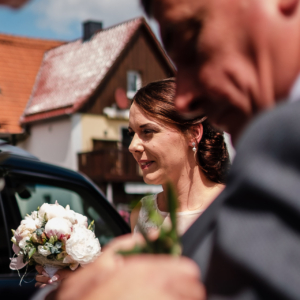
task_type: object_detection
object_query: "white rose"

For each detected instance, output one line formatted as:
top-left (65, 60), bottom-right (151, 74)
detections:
top-left (64, 210), bottom-right (88, 228)
top-left (64, 209), bottom-right (77, 224)
top-left (63, 255), bottom-right (79, 270)
top-left (15, 218), bottom-right (37, 244)
top-left (74, 213), bottom-right (88, 228)
top-left (38, 245), bottom-right (51, 257)
top-left (65, 224), bottom-right (101, 265)
top-left (19, 236), bottom-right (30, 249)
top-left (39, 201), bottom-right (66, 221)
top-left (29, 211), bottom-right (42, 227)
top-left (30, 211), bottom-right (38, 220)
top-left (45, 217), bottom-right (72, 240)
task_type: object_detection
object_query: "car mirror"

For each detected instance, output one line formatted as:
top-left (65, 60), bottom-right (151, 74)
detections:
top-left (16, 185), bottom-right (31, 200)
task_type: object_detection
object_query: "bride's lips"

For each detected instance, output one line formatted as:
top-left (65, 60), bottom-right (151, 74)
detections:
top-left (139, 160), bottom-right (154, 170)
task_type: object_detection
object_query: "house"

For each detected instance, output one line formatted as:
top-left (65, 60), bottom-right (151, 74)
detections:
top-left (0, 33), bottom-right (63, 143)
top-left (19, 18), bottom-right (175, 205)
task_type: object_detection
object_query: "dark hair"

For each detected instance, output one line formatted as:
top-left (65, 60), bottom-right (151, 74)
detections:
top-left (132, 78), bottom-right (230, 184)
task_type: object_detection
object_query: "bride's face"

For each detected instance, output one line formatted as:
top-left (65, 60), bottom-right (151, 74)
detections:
top-left (128, 102), bottom-right (190, 185)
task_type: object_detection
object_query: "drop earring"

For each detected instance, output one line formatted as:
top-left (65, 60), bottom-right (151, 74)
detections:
top-left (192, 142), bottom-right (196, 152)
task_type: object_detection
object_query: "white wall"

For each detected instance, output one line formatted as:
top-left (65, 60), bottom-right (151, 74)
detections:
top-left (18, 115), bottom-right (82, 171)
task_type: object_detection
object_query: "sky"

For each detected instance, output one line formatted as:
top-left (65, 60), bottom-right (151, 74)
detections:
top-left (0, 0), bottom-right (160, 41)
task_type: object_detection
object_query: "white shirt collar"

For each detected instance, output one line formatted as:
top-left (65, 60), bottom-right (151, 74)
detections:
top-left (288, 73), bottom-right (300, 103)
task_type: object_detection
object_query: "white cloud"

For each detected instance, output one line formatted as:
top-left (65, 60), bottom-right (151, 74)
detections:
top-left (30, 0), bottom-right (160, 39)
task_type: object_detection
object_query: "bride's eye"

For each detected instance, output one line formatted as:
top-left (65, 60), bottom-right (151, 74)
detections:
top-left (128, 130), bottom-right (134, 137)
top-left (143, 129), bottom-right (154, 135)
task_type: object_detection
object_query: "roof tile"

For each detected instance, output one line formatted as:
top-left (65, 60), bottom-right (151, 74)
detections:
top-left (0, 33), bottom-right (63, 134)
top-left (22, 18), bottom-right (143, 121)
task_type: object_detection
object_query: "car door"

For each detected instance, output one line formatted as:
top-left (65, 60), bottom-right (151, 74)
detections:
top-left (0, 166), bottom-right (130, 294)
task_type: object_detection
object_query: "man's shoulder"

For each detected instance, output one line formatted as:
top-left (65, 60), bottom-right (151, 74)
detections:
top-left (237, 101), bottom-right (300, 153)
top-left (233, 100), bottom-right (300, 172)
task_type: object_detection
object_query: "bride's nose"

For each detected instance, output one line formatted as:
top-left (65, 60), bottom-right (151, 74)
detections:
top-left (129, 134), bottom-right (144, 153)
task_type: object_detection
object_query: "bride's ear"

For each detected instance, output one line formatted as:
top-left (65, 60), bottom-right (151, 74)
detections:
top-left (188, 124), bottom-right (203, 147)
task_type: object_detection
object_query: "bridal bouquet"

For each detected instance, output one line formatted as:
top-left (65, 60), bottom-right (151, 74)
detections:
top-left (10, 201), bottom-right (101, 279)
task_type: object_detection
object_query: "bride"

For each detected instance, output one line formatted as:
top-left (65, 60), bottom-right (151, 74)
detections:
top-left (35, 78), bottom-right (230, 288)
top-left (129, 78), bottom-right (230, 235)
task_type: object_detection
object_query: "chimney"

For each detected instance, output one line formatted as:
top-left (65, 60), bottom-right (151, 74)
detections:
top-left (83, 20), bottom-right (103, 41)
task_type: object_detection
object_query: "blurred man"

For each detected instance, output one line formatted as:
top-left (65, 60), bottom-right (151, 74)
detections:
top-left (34, 0), bottom-right (300, 299)
top-left (145, 0), bottom-right (300, 299)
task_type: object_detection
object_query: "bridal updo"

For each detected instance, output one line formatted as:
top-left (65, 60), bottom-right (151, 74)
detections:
top-left (131, 78), bottom-right (230, 184)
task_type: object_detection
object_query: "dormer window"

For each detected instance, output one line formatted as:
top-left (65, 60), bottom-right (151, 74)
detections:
top-left (127, 71), bottom-right (141, 99)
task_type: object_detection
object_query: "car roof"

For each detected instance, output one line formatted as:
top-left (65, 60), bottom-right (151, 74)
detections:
top-left (0, 140), bottom-right (85, 183)
top-left (0, 139), bottom-right (38, 160)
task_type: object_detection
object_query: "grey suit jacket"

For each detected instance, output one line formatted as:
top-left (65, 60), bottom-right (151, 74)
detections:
top-left (182, 100), bottom-right (300, 300)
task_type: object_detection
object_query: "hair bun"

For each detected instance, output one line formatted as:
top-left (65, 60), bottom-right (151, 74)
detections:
top-left (197, 121), bottom-right (230, 184)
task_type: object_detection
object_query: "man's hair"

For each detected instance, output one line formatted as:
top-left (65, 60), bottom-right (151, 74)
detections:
top-left (141, 0), bottom-right (153, 17)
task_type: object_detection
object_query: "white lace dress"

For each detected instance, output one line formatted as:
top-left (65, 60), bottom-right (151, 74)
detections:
top-left (133, 194), bottom-right (205, 236)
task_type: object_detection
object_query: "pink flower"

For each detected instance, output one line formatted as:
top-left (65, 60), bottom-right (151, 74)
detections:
top-left (12, 243), bottom-right (20, 255)
top-left (9, 255), bottom-right (28, 270)
top-left (45, 217), bottom-right (72, 240)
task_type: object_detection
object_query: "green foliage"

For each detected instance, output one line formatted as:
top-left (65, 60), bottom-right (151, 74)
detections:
top-left (35, 228), bottom-right (43, 237)
top-left (88, 220), bottom-right (95, 231)
top-left (119, 182), bottom-right (181, 256)
top-left (44, 241), bottom-right (63, 257)
top-left (28, 248), bottom-right (36, 259)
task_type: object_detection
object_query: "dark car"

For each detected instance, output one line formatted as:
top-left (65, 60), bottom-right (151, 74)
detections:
top-left (0, 141), bottom-right (130, 299)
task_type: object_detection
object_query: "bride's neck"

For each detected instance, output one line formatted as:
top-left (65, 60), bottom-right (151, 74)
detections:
top-left (159, 166), bottom-right (224, 212)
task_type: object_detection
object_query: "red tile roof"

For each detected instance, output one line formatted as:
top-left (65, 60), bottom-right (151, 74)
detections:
top-left (21, 18), bottom-right (173, 124)
top-left (0, 34), bottom-right (64, 134)
top-left (0, 0), bottom-right (29, 9)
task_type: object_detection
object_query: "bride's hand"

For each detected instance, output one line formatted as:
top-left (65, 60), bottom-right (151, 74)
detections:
top-left (35, 265), bottom-right (74, 288)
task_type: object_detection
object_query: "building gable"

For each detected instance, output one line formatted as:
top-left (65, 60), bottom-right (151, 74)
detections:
top-left (81, 25), bottom-right (175, 115)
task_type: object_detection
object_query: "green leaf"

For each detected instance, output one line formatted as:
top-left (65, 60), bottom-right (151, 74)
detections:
top-left (11, 229), bottom-right (15, 236)
top-left (119, 181), bottom-right (181, 257)
top-left (55, 241), bottom-right (62, 249)
top-left (88, 220), bottom-right (95, 231)
top-left (50, 246), bottom-right (61, 254)
top-left (36, 228), bottom-right (43, 237)
top-left (49, 236), bottom-right (55, 244)
top-left (28, 247), bottom-right (36, 259)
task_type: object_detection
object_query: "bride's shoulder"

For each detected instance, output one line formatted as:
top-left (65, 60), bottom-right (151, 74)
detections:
top-left (140, 194), bottom-right (157, 205)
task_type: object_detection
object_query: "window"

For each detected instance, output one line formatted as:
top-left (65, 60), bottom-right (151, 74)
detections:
top-left (127, 71), bottom-right (141, 99)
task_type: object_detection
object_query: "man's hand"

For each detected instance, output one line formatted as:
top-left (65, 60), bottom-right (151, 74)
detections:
top-left (49, 234), bottom-right (206, 300)
top-left (84, 255), bottom-right (206, 300)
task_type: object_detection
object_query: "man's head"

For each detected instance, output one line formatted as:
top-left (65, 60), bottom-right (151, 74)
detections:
top-left (142, 0), bottom-right (300, 141)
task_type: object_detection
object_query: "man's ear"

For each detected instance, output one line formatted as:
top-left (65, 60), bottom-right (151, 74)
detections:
top-left (188, 124), bottom-right (203, 147)
top-left (279, 0), bottom-right (299, 16)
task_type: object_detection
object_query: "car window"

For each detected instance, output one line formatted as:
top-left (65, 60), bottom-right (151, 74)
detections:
top-left (13, 182), bottom-right (117, 247)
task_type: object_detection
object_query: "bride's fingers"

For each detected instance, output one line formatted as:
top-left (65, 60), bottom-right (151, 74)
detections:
top-left (36, 274), bottom-right (50, 284)
top-left (35, 282), bottom-right (47, 289)
top-left (35, 264), bottom-right (45, 274)
top-left (49, 268), bottom-right (74, 283)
